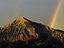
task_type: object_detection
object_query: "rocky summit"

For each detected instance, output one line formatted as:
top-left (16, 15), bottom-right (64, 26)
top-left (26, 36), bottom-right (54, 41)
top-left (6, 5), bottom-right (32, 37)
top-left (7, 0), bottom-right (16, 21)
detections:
top-left (0, 17), bottom-right (64, 48)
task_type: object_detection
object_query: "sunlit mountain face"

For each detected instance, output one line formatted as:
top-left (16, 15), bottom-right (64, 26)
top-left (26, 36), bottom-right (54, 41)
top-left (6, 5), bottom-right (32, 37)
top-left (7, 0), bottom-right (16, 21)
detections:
top-left (0, 17), bottom-right (64, 48)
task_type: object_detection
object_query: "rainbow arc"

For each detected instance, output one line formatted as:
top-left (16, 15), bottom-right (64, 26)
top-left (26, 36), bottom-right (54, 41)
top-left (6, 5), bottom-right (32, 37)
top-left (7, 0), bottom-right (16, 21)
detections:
top-left (49, 0), bottom-right (63, 28)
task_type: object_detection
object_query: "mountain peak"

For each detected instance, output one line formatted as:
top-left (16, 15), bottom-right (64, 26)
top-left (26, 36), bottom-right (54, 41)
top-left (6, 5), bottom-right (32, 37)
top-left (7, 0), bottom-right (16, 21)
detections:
top-left (2, 17), bottom-right (28, 29)
top-left (16, 17), bottom-right (28, 22)
top-left (16, 17), bottom-right (24, 20)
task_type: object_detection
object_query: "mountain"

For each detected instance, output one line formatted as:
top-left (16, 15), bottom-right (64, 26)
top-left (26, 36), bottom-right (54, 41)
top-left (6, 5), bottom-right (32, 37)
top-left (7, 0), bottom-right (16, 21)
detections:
top-left (0, 17), bottom-right (64, 48)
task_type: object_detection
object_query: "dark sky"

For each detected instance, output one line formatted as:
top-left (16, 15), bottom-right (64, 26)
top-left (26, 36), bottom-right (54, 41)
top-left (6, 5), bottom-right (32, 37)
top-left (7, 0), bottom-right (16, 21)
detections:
top-left (0, 0), bottom-right (64, 30)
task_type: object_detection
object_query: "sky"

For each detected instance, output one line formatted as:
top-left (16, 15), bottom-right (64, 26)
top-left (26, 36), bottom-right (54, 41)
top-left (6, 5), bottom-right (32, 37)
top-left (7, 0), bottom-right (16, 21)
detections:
top-left (0, 0), bottom-right (64, 30)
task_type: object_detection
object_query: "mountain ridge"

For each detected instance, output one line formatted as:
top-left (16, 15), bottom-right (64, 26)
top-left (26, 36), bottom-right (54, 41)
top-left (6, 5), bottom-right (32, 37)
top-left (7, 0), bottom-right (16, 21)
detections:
top-left (0, 17), bottom-right (64, 48)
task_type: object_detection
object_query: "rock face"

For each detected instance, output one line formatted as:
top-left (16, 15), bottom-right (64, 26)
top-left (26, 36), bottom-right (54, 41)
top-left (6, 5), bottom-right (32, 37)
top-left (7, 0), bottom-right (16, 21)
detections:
top-left (1, 17), bottom-right (39, 41)
top-left (0, 17), bottom-right (64, 48)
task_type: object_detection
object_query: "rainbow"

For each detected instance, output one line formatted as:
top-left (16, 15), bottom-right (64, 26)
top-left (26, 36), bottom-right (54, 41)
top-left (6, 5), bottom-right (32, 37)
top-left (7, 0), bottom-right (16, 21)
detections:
top-left (49, 0), bottom-right (63, 28)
